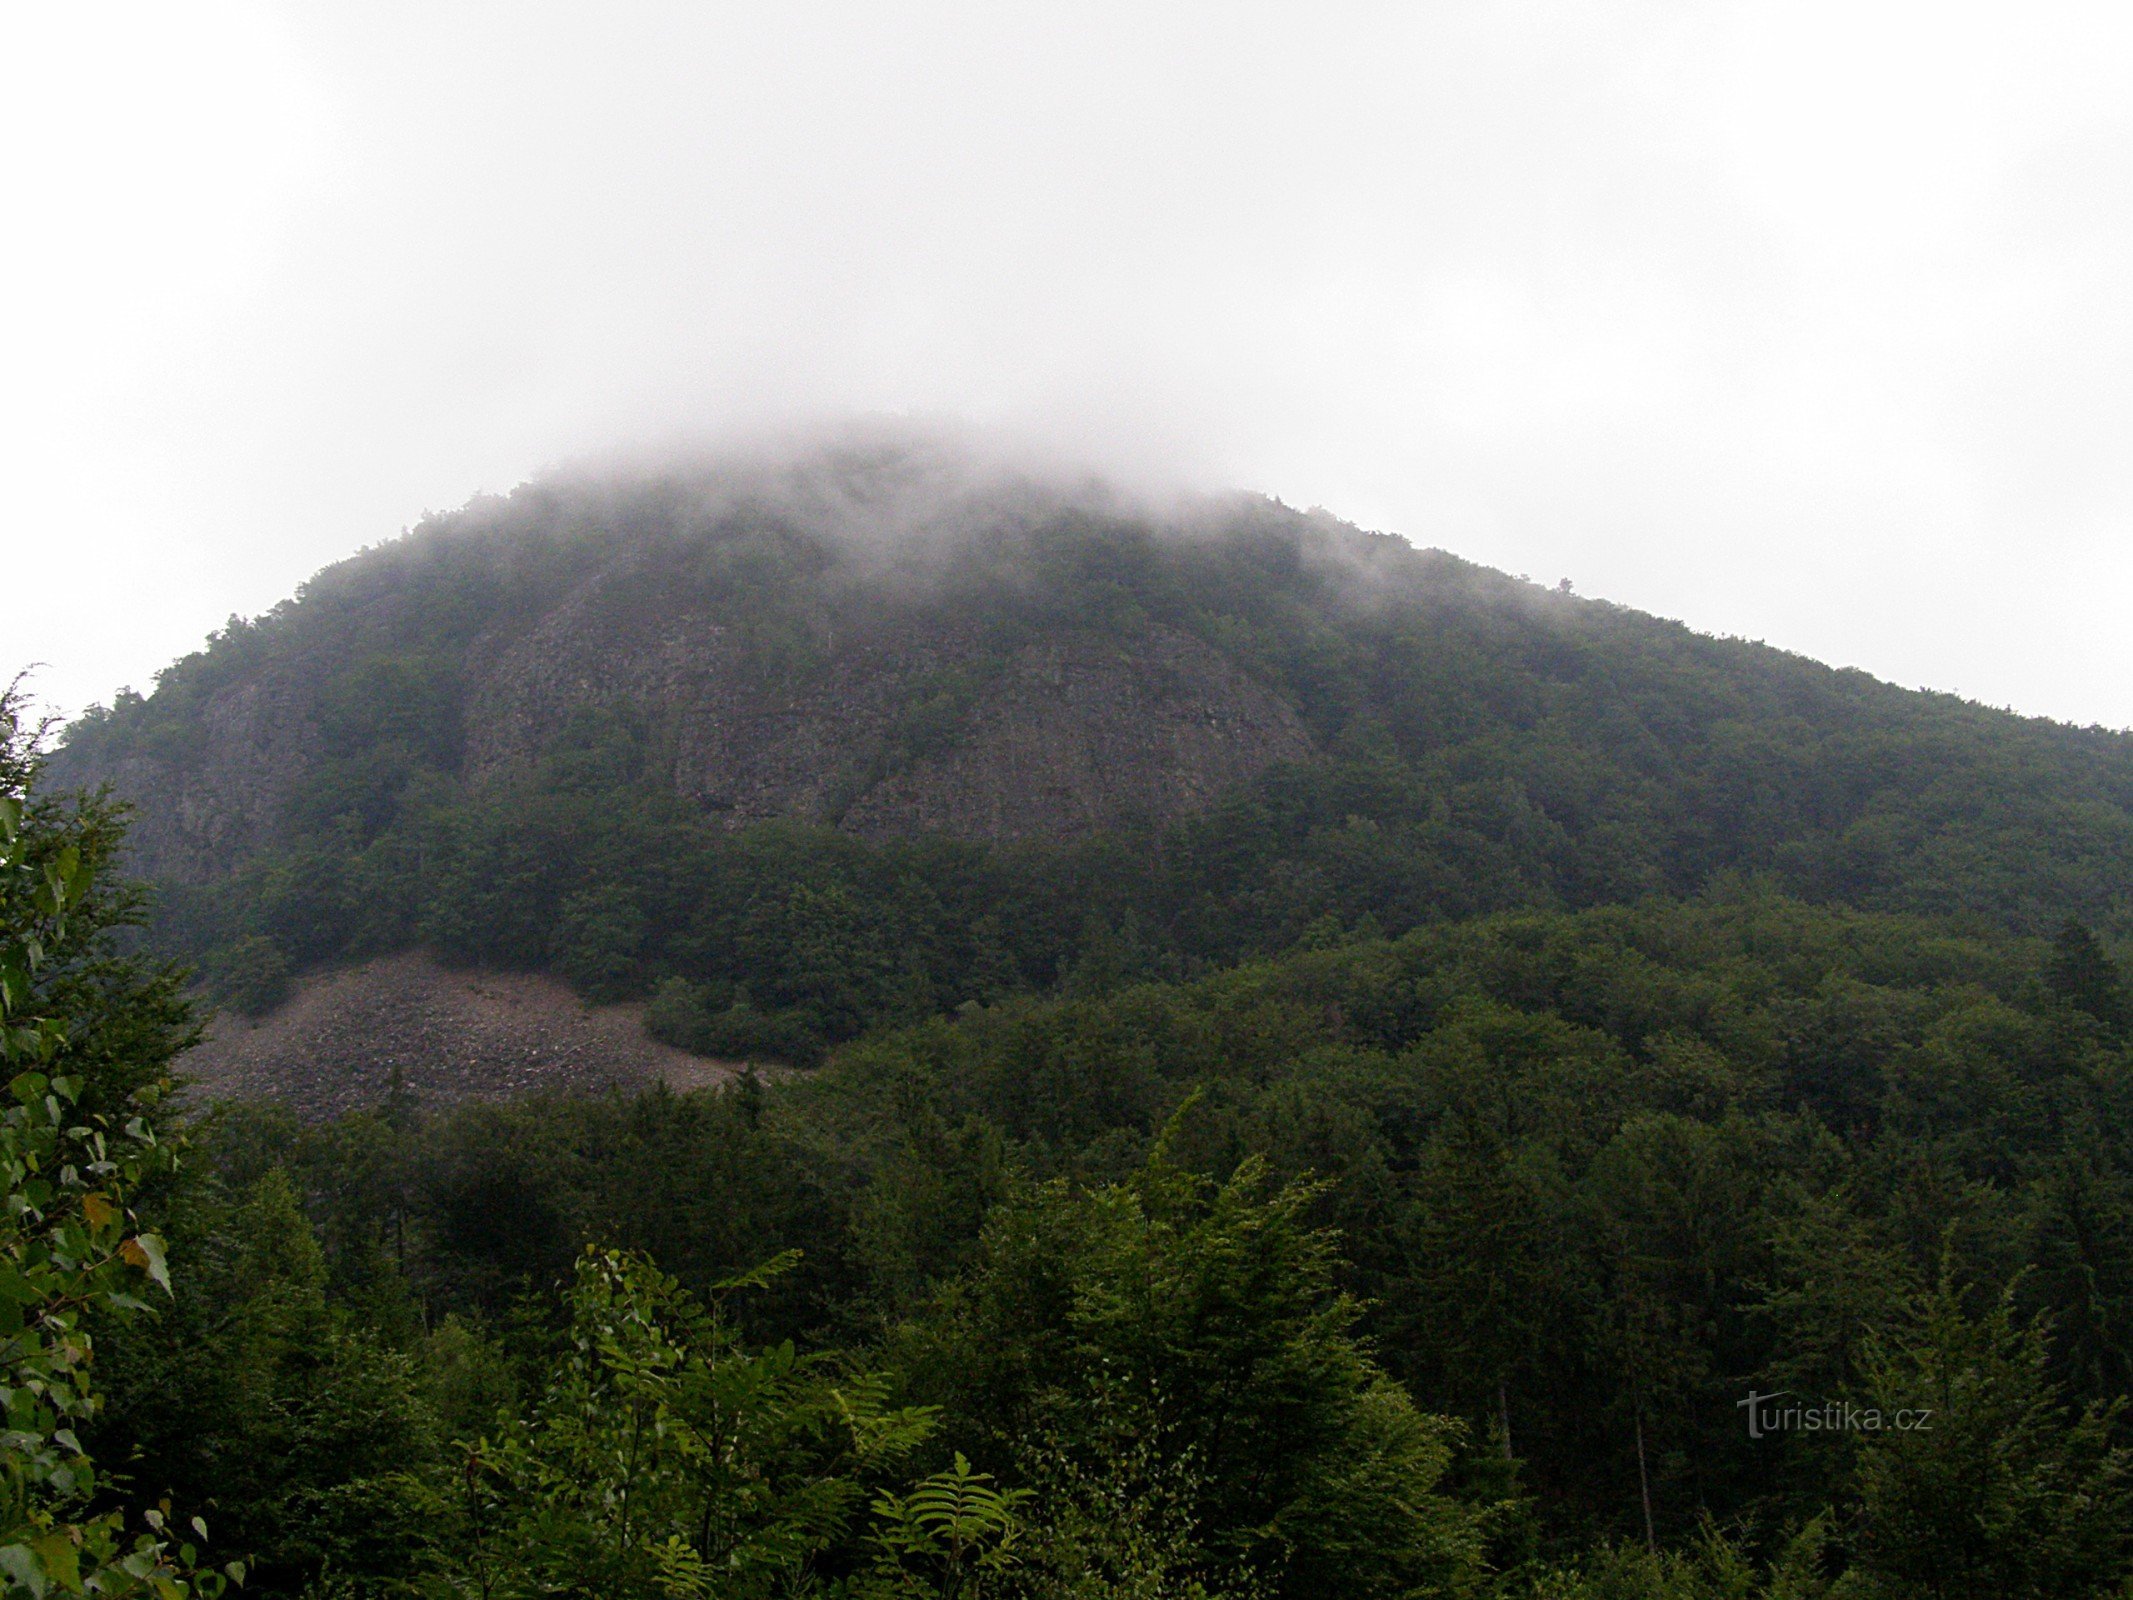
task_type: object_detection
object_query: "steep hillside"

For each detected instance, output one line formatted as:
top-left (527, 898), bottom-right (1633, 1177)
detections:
top-left (56, 437), bottom-right (2133, 1062)
top-left (61, 448), bottom-right (1323, 881)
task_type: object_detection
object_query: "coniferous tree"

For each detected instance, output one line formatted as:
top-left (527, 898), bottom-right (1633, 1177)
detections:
top-left (2048, 919), bottom-right (2130, 1034)
top-left (1849, 1266), bottom-right (2133, 1599)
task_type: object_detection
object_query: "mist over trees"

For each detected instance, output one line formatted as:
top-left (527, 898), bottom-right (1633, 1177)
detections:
top-left (22, 458), bottom-right (2133, 1597)
top-left (57, 458), bottom-right (2133, 1051)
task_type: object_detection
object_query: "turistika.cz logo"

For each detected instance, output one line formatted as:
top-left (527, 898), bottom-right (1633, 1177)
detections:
top-left (1737, 1390), bottom-right (1933, 1439)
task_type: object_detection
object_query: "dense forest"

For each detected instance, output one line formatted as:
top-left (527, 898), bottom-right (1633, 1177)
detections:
top-left (17, 453), bottom-right (2133, 1597)
top-left (51, 454), bottom-right (2133, 1057)
top-left (17, 694), bottom-right (2133, 1597)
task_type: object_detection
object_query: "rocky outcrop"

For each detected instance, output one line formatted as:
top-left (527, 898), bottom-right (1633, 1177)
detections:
top-left (98, 676), bottom-right (321, 884)
top-left (838, 628), bottom-right (1313, 841)
top-left (61, 459), bottom-right (1333, 880)
top-left (458, 569), bottom-right (1314, 843)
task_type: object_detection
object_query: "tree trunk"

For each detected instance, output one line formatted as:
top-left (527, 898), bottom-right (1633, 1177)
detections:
top-left (1633, 1402), bottom-right (1656, 1552)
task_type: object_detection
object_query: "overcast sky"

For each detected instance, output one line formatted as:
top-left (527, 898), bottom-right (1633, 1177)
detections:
top-left (8, 2), bottom-right (2133, 726)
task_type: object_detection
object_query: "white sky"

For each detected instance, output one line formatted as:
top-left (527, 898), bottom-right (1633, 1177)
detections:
top-left (7, 2), bottom-right (2133, 726)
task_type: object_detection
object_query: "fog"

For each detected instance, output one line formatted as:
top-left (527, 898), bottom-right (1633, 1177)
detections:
top-left (8, 2), bottom-right (2133, 725)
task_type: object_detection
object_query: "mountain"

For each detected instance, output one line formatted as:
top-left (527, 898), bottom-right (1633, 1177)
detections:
top-left (37, 438), bottom-right (2133, 1593)
top-left (56, 435), bottom-right (2133, 1074)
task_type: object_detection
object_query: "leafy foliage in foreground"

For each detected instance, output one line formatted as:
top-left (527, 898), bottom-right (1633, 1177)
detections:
top-left (0, 691), bottom-right (234, 1596)
top-left (440, 1247), bottom-right (1012, 1600)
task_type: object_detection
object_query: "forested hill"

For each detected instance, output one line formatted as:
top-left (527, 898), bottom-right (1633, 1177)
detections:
top-left (57, 440), bottom-right (2133, 1050)
top-left (26, 447), bottom-right (2133, 1598)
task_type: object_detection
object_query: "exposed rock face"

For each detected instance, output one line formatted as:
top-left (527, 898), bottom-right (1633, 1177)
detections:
top-left (459, 575), bottom-right (736, 785)
top-left (457, 570), bottom-right (1314, 843)
top-left (100, 676), bottom-right (322, 884)
top-left (180, 951), bottom-right (737, 1121)
top-left (59, 457), bottom-right (1330, 882)
top-left (838, 629), bottom-right (1313, 841)
top-left (93, 600), bottom-right (1314, 880)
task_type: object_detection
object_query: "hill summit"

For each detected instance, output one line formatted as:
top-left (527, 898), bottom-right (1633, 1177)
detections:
top-left (58, 432), bottom-right (2133, 1071)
